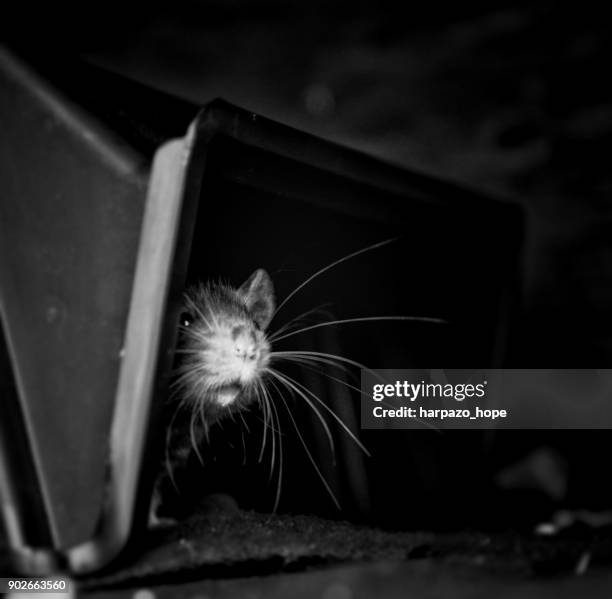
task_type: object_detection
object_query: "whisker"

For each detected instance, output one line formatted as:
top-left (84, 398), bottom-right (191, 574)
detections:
top-left (271, 237), bottom-right (398, 321)
top-left (272, 351), bottom-right (441, 434)
top-left (250, 404), bottom-right (284, 436)
top-left (291, 360), bottom-right (369, 400)
top-left (277, 354), bottom-right (363, 388)
top-left (272, 315), bottom-right (446, 343)
top-left (266, 377), bottom-right (285, 511)
top-left (266, 368), bottom-right (336, 464)
top-left (198, 397), bottom-right (207, 436)
top-left (271, 368), bottom-right (370, 457)
top-left (271, 350), bottom-right (384, 383)
top-left (189, 407), bottom-right (204, 465)
top-left (270, 351), bottom-right (441, 433)
top-left (237, 410), bottom-right (251, 434)
top-left (240, 427), bottom-right (247, 466)
top-left (184, 294), bottom-right (214, 330)
top-left (258, 381), bottom-right (271, 468)
top-left (270, 352), bottom-right (351, 374)
top-left (260, 380), bottom-right (277, 485)
top-left (273, 378), bottom-right (341, 510)
top-left (169, 365), bottom-right (208, 390)
top-left (295, 360), bottom-right (438, 432)
top-left (254, 379), bottom-right (269, 463)
top-left (269, 352), bottom-right (362, 392)
top-left (268, 303), bottom-right (333, 342)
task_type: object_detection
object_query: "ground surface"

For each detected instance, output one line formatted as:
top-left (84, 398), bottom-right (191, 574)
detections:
top-left (78, 507), bottom-right (612, 597)
top-left (86, 561), bottom-right (612, 599)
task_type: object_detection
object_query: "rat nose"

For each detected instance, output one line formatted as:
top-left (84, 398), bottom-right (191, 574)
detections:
top-left (235, 341), bottom-right (257, 361)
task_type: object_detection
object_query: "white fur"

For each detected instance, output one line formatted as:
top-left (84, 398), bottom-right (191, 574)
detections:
top-left (202, 320), bottom-right (270, 403)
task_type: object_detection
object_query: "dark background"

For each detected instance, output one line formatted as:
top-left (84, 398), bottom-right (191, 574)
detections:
top-left (6, 0), bottom-right (611, 366)
top-left (3, 1), bottom-right (612, 528)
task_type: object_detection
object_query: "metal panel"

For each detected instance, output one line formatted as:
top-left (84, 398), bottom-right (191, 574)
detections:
top-left (0, 47), bottom-right (523, 574)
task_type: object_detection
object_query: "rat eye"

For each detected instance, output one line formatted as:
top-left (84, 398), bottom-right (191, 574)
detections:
top-left (180, 311), bottom-right (194, 327)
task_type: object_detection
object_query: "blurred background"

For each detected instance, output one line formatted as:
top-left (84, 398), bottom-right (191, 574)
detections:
top-left (3, 1), bottom-right (612, 528)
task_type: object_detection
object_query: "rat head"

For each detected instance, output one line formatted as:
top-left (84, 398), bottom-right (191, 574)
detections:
top-left (175, 269), bottom-right (275, 420)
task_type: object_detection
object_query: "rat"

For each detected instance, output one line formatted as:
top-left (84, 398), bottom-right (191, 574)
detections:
top-left (150, 268), bottom-right (275, 523)
top-left (150, 240), bottom-right (444, 524)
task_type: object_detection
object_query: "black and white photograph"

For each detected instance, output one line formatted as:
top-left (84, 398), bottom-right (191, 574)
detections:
top-left (1, 2), bottom-right (612, 597)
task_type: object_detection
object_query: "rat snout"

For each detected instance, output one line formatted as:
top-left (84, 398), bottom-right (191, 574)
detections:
top-left (229, 325), bottom-right (269, 371)
top-left (234, 337), bottom-right (258, 361)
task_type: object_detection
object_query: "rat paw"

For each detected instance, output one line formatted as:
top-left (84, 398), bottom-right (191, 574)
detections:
top-left (148, 486), bottom-right (179, 529)
top-left (147, 511), bottom-right (178, 530)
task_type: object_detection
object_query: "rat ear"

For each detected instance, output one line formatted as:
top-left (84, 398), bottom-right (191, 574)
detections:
top-left (238, 269), bottom-right (275, 330)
